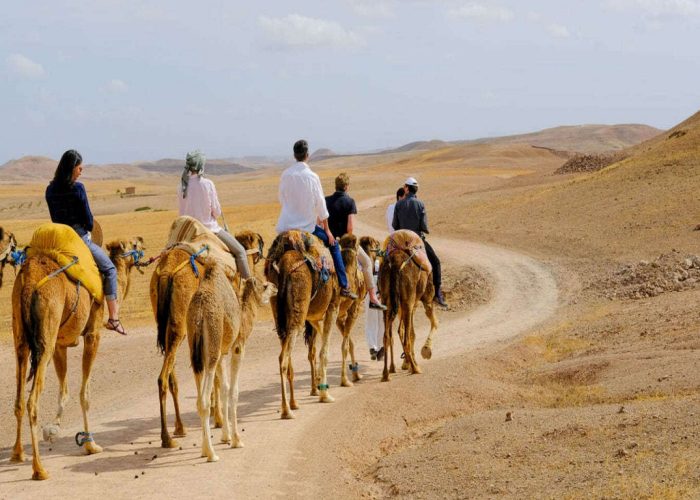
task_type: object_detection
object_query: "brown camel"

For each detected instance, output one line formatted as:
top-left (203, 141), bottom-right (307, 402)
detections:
top-left (188, 260), bottom-right (273, 461)
top-left (336, 234), bottom-right (368, 387)
top-left (378, 230), bottom-right (439, 382)
top-left (10, 235), bottom-right (143, 480)
top-left (265, 231), bottom-right (339, 419)
top-left (150, 228), bottom-right (264, 448)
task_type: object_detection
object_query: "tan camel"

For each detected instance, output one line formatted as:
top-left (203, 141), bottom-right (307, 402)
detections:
top-left (0, 227), bottom-right (18, 288)
top-left (336, 234), bottom-right (368, 387)
top-left (10, 236), bottom-right (143, 480)
top-left (378, 230), bottom-right (439, 382)
top-left (150, 228), bottom-right (264, 448)
top-left (187, 260), bottom-right (273, 461)
top-left (265, 231), bottom-right (339, 419)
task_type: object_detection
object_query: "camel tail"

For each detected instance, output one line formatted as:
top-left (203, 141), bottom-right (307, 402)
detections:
top-left (23, 290), bottom-right (44, 382)
top-left (156, 274), bottom-right (174, 354)
top-left (303, 321), bottom-right (313, 347)
top-left (190, 314), bottom-right (205, 375)
top-left (275, 267), bottom-right (289, 341)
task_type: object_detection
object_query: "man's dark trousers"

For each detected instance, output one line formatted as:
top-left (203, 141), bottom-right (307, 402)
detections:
top-left (422, 237), bottom-right (441, 294)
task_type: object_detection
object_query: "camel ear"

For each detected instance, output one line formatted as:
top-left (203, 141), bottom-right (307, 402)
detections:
top-left (135, 236), bottom-right (145, 250)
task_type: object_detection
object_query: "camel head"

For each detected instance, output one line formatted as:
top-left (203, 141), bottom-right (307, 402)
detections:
top-left (339, 233), bottom-right (358, 250)
top-left (235, 230), bottom-right (265, 265)
top-left (106, 237), bottom-right (146, 270)
top-left (359, 235), bottom-right (382, 262)
top-left (0, 229), bottom-right (18, 289)
top-left (241, 276), bottom-right (276, 306)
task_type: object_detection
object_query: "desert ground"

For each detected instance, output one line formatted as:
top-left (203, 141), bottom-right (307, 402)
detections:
top-left (0, 118), bottom-right (698, 499)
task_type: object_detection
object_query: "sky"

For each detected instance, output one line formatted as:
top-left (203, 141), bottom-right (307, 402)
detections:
top-left (2, 0), bottom-right (699, 163)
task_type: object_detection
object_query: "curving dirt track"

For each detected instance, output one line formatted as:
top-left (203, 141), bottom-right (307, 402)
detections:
top-left (0, 225), bottom-right (558, 498)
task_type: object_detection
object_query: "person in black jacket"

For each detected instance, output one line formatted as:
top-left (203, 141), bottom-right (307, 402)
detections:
top-left (45, 149), bottom-right (126, 334)
top-left (392, 176), bottom-right (448, 307)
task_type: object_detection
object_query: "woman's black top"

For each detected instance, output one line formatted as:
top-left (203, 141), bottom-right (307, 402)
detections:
top-left (45, 181), bottom-right (94, 234)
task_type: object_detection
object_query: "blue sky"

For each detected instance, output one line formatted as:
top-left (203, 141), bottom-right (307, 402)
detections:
top-left (2, 0), bottom-right (699, 163)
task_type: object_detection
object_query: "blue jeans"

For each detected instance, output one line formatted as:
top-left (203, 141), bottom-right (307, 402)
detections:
top-left (79, 232), bottom-right (118, 301)
top-left (312, 226), bottom-right (348, 290)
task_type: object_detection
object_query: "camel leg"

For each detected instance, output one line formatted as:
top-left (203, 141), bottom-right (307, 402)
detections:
top-left (348, 305), bottom-right (362, 383)
top-left (28, 350), bottom-right (53, 480)
top-left (420, 297), bottom-right (439, 360)
top-left (340, 321), bottom-right (352, 387)
top-left (170, 370), bottom-right (186, 437)
top-left (80, 332), bottom-right (103, 455)
top-left (11, 343), bottom-right (29, 463)
top-left (402, 305), bottom-right (421, 375)
top-left (389, 317), bottom-right (398, 374)
top-left (158, 345), bottom-right (180, 448)
top-left (382, 314), bottom-right (392, 382)
top-left (212, 374), bottom-right (224, 429)
top-left (287, 332), bottom-right (299, 410)
top-left (53, 346), bottom-right (69, 426)
top-left (229, 341), bottom-right (245, 448)
top-left (279, 334), bottom-right (295, 419)
top-left (197, 366), bottom-right (219, 462)
top-left (318, 310), bottom-right (336, 403)
top-left (217, 358), bottom-right (232, 444)
top-left (307, 329), bottom-right (318, 397)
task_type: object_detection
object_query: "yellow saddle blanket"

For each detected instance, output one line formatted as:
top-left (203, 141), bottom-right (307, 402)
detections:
top-left (166, 216), bottom-right (237, 274)
top-left (26, 223), bottom-right (103, 302)
top-left (382, 229), bottom-right (432, 273)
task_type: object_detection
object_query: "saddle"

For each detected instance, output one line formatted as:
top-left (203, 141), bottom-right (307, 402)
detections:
top-left (265, 230), bottom-right (335, 279)
top-left (25, 223), bottom-right (103, 302)
top-left (166, 216), bottom-right (237, 275)
top-left (382, 229), bottom-right (432, 273)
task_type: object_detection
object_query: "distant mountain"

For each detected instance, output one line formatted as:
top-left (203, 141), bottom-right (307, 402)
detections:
top-left (309, 148), bottom-right (337, 162)
top-left (136, 158), bottom-right (252, 176)
top-left (382, 124), bottom-right (662, 156)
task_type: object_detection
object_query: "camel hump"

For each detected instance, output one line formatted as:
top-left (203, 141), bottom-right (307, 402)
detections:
top-left (382, 230), bottom-right (432, 274)
top-left (25, 223), bottom-right (103, 302)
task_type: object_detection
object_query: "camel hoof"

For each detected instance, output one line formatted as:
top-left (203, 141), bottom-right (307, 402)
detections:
top-left (411, 365), bottom-right (423, 375)
top-left (310, 389), bottom-right (319, 397)
top-left (173, 427), bottom-right (187, 438)
top-left (401, 360), bottom-right (409, 371)
top-left (220, 437), bottom-right (232, 445)
top-left (352, 373), bottom-right (362, 382)
top-left (85, 442), bottom-right (103, 455)
top-left (389, 365), bottom-right (396, 374)
top-left (341, 379), bottom-right (353, 388)
top-left (162, 438), bottom-right (179, 449)
top-left (213, 421), bottom-right (223, 429)
top-left (10, 452), bottom-right (25, 463)
top-left (207, 454), bottom-right (220, 463)
top-left (42, 424), bottom-right (60, 443)
top-left (231, 437), bottom-right (244, 449)
top-left (290, 401), bottom-right (300, 410)
top-left (421, 345), bottom-right (432, 360)
top-left (381, 374), bottom-right (390, 382)
top-left (319, 393), bottom-right (335, 403)
top-left (32, 469), bottom-right (49, 481)
top-left (281, 410), bottom-right (295, 420)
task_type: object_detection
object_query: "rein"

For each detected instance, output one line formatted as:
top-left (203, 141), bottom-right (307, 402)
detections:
top-left (34, 256), bottom-right (79, 291)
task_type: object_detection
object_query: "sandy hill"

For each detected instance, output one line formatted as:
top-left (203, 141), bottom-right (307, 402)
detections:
top-left (309, 148), bottom-right (337, 162)
top-left (451, 111), bottom-right (699, 260)
top-left (384, 139), bottom-right (450, 153)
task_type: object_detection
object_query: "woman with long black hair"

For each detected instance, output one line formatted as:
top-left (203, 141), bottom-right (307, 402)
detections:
top-left (45, 149), bottom-right (126, 335)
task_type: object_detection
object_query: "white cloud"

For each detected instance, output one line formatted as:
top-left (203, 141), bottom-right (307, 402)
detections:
top-left (258, 14), bottom-right (365, 49)
top-left (546, 23), bottom-right (571, 38)
top-left (6, 54), bottom-right (45, 79)
top-left (348, 0), bottom-right (395, 19)
top-left (606, 0), bottom-right (700, 16)
top-left (449, 2), bottom-right (515, 22)
top-left (105, 79), bottom-right (129, 93)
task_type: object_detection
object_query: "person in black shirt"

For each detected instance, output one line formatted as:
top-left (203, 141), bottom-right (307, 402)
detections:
top-left (392, 176), bottom-right (448, 307)
top-left (326, 173), bottom-right (385, 310)
top-left (45, 150), bottom-right (126, 335)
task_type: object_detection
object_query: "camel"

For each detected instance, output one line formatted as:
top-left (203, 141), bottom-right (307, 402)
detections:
top-left (378, 230), bottom-right (439, 382)
top-left (10, 234), bottom-right (144, 480)
top-left (265, 231), bottom-right (340, 419)
top-left (150, 227), bottom-right (264, 448)
top-left (187, 260), bottom-right (273, 461)
top-left (336, 234), bottom-right (368, 387)
top-left (0, 227), bottom-right (18, 288)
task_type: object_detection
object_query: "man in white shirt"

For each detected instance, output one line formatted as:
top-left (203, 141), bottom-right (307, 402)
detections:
top-left (385, 187), bottom-right (405, 234)
top-left (276, 139), bottom-right (356, 299)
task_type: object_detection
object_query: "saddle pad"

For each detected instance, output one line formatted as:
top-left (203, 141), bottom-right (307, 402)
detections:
top-left (166, 216), bottom-right (237, 274)
top-left (382, 229), bottom-right (432, 273)
top-left (266, 230), bottom-right (335, 274)
top-left (26, 223), bottom-right (103, 302)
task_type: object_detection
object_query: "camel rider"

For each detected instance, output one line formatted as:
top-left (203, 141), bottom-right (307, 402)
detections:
top-left (178, 150), bottom-right (252, 279)
top-left (392, 177), bottom-right (448, 307)
top-left (325, 172), bottom-right (386, 310)
top-left (45, 149), bottom-right (127, 335)
top-left (276, 140), bottom-right (357, 300)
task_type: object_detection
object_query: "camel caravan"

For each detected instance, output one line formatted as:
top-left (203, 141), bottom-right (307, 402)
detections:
top-left (0, 142), bottom-right (442, 480)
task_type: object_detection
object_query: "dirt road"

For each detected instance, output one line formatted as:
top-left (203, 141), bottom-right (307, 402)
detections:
top-left (0, 227), bottom-right (558, 498)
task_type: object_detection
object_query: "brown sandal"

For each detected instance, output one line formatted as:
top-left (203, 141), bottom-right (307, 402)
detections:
top-left (106, 318), bottom-right (127, 335)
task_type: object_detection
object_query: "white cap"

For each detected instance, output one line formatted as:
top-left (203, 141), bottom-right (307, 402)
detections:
top-left (404, 177), bottom-right (418, 187)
